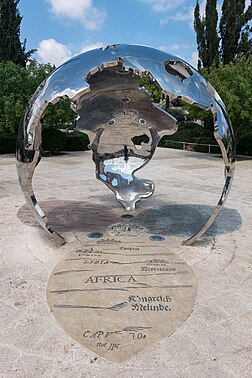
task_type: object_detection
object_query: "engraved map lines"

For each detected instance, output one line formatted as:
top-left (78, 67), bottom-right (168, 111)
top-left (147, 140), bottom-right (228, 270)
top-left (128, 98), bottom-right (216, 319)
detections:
top-left (50, 246), bottom-right (193, 310)
top-left (46, 240), bottom-right (197, 362)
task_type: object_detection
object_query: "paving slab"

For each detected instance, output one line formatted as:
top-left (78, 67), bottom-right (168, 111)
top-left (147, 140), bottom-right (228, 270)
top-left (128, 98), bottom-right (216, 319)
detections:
top-left (0, 148), bottom-right (251, 377)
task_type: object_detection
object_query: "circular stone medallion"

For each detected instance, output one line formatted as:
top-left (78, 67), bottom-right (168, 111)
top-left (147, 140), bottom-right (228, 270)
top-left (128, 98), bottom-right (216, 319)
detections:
top-left (106, 222), bottom-right (147, 237)
top-left (47, 239), bottom-right (197, 363)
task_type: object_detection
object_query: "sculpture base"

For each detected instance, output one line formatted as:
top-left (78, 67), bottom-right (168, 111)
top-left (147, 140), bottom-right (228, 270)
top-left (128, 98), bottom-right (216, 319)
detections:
top-left (46, 237), bottom-right (197, 363)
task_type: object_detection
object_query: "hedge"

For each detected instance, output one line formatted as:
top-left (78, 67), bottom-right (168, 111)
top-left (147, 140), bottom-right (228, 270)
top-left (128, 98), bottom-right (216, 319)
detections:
top-left (0, 133), bottom-right (16, 153)
top-left (0, 130), bottom-right (90, 154)
top-left (167, 108), bottom-right (186, 122)
top-left (236, 132), bottom-right (252, 156)
top-left (42, 128), bottom-right (66, 152)
top-left (1, 126), bottom-right (251, 156)
top-left (64, 132), bottom-right (89, 151)
top-left (132, 134), bottom-right (150, 145)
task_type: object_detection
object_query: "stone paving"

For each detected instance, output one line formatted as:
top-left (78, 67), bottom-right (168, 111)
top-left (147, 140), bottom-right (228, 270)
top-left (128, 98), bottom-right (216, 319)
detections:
top-left (0, 148), bottom-right (251, 377)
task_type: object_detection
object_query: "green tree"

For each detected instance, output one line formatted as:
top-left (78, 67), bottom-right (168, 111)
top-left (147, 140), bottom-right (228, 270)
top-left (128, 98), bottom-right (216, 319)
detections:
top-left (26, 60), bottom-right (55, 91)
top-left (194, 1), bottom-right (206, 69)
top-left (0, 60), bottom-right (76, 136)
top-left (237, 25), bottom-right (252, 59)
top-left (220, 0), bottom-right (252, 64)
top-left (194, 0), bottom-right (252, 67)
top-left (0, 61), bottom-right (30, 134)
top-left (0, 0), bottom-right (35, 67)
top-left (184, 103), bottom-right (214, 137)
top-left (0, 61), bottom-right (55, 134)
top-left (139, 76), bottom-right (161, 102)
top-left (202, 57), bottom-right (252, 138)
top-left (205, 0), bottom-right (219, 68)
top-left (194, 0), bottom-right (219, 69)
top-left (42, 99), bottom-right (76, 130)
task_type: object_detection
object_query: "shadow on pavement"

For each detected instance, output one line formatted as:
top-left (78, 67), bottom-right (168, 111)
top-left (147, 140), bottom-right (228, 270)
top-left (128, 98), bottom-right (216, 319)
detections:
top-left (17, 200), bottom-right (242, 237)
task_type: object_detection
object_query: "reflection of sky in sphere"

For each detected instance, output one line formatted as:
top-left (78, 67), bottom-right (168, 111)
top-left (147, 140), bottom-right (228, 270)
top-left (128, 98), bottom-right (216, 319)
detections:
top-left (104, 157), bottom-right (144, 177)
top-left (26, 45), bottom-right (232, 141)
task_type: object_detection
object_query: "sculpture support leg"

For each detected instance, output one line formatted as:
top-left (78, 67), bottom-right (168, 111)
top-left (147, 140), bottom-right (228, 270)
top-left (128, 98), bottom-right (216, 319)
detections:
top-left (182, 131), bottom-right (235, 246)
top-left (16, 151), bottom-right (66, 246)
top-left (182, 171), bottom-right (233, 246)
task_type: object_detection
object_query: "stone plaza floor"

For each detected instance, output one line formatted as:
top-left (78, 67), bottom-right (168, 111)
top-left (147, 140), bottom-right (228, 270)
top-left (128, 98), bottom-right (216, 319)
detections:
top-left (0, 148), bottom-right (251, 377)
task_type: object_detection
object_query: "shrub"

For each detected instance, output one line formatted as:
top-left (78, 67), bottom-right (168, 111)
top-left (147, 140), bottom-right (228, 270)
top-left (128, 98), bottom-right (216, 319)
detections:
top-left (167, 108), bottom-right (186, 122)
top-left (159, 139), bottom-right (182, 149)
top-left (170, 98), bottom-right (184, 107)
top-left (64, 132), bottom-right (90, 151)
top-left (42, 128), bottom-right (66, 152)
top-left (171, 121), bottom-right (204, 143)
top-left (132, 134), bottom-right (150, 145)
top-left (0, 133), bottom-right (16, 153)
top-left (194, 136), bottom-right (218, 153)
top-left (236, 132), bottom-right (252, 156)
top-left (158, 121), bottom-right (217, 152)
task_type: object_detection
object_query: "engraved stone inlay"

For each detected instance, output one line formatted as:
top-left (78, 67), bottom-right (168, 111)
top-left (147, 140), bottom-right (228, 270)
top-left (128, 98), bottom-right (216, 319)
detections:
top-left (47, 239), bottom-right (197, 363)
top-left (107, 222), bottom-right (147, 237)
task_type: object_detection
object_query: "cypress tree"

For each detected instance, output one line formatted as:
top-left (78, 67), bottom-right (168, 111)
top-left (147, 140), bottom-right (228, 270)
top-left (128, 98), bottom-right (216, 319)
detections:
top-left (237, 25), bottom-right (252, 59)
top-left (194, 0), bottom-right (219, 69)
top-left (205, 0), bottom-right (219, 67)
top-left (0, 0), bottom-right (35, 67)
top-left (194, 0), bottom-right (206, 69)
top-left (220, 0), bottom-right (252, 64)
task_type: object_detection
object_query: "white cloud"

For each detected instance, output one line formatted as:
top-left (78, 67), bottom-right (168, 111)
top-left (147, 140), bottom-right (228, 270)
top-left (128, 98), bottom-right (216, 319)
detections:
top-left (159, 45), bottom-right (198, 69)
top-left (82, 7), bottom-right (106, 30)
top-left (160, 7), bottom-right (194, 29)
top-left (37, 39), bottom-right (105, 66)
top-left (159, 44), bottom-right (190, 53)
top-left (245, 0), bottom-right (251, 11)
top-left (37, 39), bottom-right (72, 66)
top-left (189, 50), bottom-right (198, 69)
top-left (80, 42), bottom-right (104, 53)
top-left (47, 0), bottom-right (106, 30)
top-left (201, 1), bottom-right (222, 21)
top-left (200, 0), bottom-right (222, 22)
top-left (139, 0), bottom-right (184, 12)
top-left (199, 0), bottom-right (206, 17)
top-left (48, 0), bottom-right (91, 19)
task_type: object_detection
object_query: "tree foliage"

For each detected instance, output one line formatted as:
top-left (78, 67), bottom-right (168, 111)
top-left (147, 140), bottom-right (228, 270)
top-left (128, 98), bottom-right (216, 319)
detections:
top-left (26, 60), bottom-right (55, 91)
top-left (205, 0), bottom-right (219, 67)
top-left (194, 0), bottom-right (252, 68)
top-left (194, 1), bottom-right (206, 69)
top-left (0, 61), bottom-right (76, 135)
top-left (237, 25), bottom-right (252, 59)
top-left (194, 0), bottom-right (219, 69)
top-left (139, 76), bottom-right (161, 102)
top-left (202, 57), bottom-right (252, 137)
top-left (42, 99), bottom-right (76, 130)
top-left (0, 61), bottom-right (31, 134)
top-left (0, 0), bottom-right (35, 67)
top-left (193, 0), bottom-right (252, 155)
top-left (220, 0), bottom-right (252, 64)
top-left (0, 59), bottom-right (78, 138)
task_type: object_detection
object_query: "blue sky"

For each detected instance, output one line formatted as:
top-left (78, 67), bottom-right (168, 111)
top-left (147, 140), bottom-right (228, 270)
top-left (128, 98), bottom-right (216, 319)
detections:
top-left (19, 0), bottom-right (250, 68)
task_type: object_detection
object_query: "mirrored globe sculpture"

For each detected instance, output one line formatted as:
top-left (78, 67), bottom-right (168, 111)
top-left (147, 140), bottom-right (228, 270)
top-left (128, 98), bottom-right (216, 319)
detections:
top-left (16, 44), bottom-right (235, 246)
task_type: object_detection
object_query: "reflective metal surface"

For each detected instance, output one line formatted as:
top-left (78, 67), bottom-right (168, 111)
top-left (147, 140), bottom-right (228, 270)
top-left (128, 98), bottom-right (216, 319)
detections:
top-left (76, 66), bottom-right (177, 210)
top-left (16, 44), bottom-right (235, 246)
